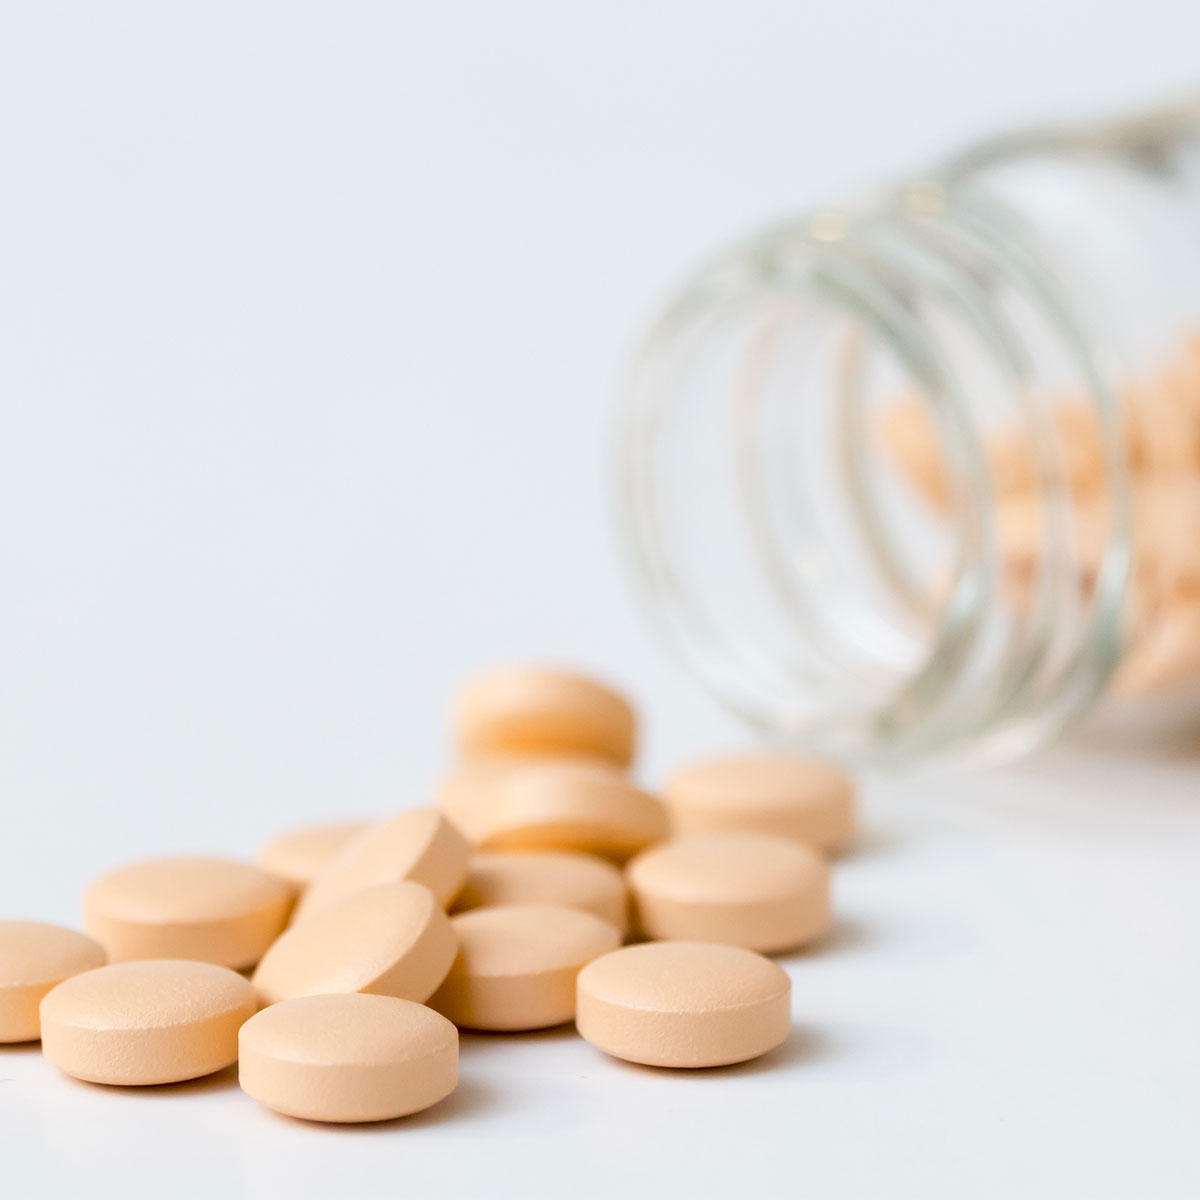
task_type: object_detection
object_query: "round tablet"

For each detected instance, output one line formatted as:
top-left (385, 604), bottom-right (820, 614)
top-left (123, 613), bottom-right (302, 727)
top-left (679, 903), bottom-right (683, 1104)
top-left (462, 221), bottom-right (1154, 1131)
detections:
top-left (239, 993), bottom-right (458, 1123)
top-left (428, 904), bottom-right (621, 1031)
top-left (258, 820), bottom-right (371, 888)
top-left (626, 833), bottom-right (831, 953)
top-left (452, 850), bottom-right (628, 934)
top-left (437, 760), bottom-right (515, 844)
top-left (0, 921), bottom-right (107, 1043)
top-left (84, 857), bottom-right (297, 969)
top-left (40, 959), bottom-right (255, 1085)
top-left (472, 762), bottom-right (668, 863)
top-left (297, 808), bottom-right (469, 918)
top-left (663, 755), bottom-right (856, 855)
top-left (576, 941), bottom-right (791, 1068)
top-left (437, 754), bottom-right (621, 845)
top-left (455, 667), bottom-right (637, 767)
top-left (252, 882), bottom-right (457, 1006)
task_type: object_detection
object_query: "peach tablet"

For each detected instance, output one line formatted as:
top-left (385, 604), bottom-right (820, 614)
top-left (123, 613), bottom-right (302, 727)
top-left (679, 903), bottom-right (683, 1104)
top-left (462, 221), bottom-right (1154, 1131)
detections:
top-left (437, 760), bottom-right (518, 843)
top-left (0, 921), bottom-right (106, 1043)
top-left (877, 397), bottom-right (949, 511)
top-left (40, 959), bottom-right (255, 1085)
top-left (258, 821), bottom-right (370, 888)
top-left (663, 755), bottom-right (855, 855)
top-left (452, 850), bottom-right (628, 934)
top-left (455, 667), bottom-right (637, 767)
top-left (437, 754), bottom-right (621, 844)
top-left (428, 904), bottom-right (620, 1031)
top-left (252, 881), bottom-right (457, 1006)
top-left (239, 993), bottom-right (458, 1123)
top-left (84, 858), bottom-right (296, 969)
top-left (1115, 600), bottom-right (1200, 696)
top-left (626, 833), bottom-right (831, 953)
top-left (297, 808), bottom-right (469, 918)
top-left (473, 762), bottom-right (668, 863)
top-left (576, 941), bottom-right (791, 1068)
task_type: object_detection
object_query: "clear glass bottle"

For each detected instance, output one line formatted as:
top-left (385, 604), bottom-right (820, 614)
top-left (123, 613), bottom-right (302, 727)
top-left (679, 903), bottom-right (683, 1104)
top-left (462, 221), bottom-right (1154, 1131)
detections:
top-left (618, 95), bottom-right (1200, 764)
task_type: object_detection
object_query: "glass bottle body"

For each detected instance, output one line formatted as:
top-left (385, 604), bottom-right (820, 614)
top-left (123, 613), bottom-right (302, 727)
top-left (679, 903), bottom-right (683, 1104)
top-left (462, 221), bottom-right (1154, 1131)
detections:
top-left (619, 98), bottom-right (1200, 764)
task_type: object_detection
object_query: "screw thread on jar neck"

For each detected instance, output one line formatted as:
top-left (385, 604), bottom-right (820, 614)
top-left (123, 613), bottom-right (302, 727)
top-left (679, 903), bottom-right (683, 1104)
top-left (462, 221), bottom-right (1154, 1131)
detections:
top-left (618, 177), bottom-right (1131, 766)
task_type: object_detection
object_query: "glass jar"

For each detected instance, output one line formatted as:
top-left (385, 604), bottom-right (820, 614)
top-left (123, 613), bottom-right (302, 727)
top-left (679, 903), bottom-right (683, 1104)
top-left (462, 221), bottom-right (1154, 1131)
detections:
top-left (618, 95), bottom-right (1200, 765)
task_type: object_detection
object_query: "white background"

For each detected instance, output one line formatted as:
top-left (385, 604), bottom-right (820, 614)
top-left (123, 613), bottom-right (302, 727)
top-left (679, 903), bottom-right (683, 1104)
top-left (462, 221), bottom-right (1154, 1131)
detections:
top-left (2, 4), bottom-right (1199, 1197)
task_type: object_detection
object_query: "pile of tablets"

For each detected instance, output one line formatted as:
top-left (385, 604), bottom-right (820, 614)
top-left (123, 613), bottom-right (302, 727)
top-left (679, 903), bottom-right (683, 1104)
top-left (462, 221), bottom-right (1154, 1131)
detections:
top-left (880, 333), bottom-right (1200, 696)
top-left (0, 667), bottom-right (856, 1124)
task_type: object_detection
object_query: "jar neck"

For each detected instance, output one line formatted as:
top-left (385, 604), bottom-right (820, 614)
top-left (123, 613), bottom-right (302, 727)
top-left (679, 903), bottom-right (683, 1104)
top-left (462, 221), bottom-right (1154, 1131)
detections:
top-left (619, 169), bottom-right (1132, 765)
top-left (939, 93), bottom-right (1200, 182)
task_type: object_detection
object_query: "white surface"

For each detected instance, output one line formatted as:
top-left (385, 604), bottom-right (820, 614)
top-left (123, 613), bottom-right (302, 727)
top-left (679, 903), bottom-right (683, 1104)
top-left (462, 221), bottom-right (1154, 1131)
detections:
top-left (2, 3), bottom-right (1199, 1197)
top-left (4, 749), bottom-right (1200, 1200)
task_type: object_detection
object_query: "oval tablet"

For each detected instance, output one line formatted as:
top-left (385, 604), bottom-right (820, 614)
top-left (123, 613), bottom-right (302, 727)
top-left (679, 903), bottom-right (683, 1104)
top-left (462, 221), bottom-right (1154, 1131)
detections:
top-left (84, 857), bottom-right (297, 969)
top-left (455, 667), bottom-right (637, 767)
top-left (40, 959), bottom-right (255, 1085)
top-left (428, 904), bottom-right (621, 1031)
top-left (297, 808), bottom-right (469, 918)
top-left (252, 882), bottom-right (457, 1006)
top-left (239, 993), bottom-right (458, 1123)
top-left (258, 820), bottom-right (371, 888)
top-left (0, 921), bottom-right (107, 1043)
top-left (452, 850), bottom-right (628, 934)
top-left (664, 755), bottom-right (856, 855)
top-left (576, 941), bottom-right (791, 1068)
top-left (627, 833), bottom-right (831, 953)
top-left (474, 762), bottom-right (668, 863)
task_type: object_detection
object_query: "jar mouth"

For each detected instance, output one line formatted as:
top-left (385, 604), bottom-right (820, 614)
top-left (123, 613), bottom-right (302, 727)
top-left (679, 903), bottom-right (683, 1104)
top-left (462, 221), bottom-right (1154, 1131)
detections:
top-left (616, 183), bottom-right (1130, 766)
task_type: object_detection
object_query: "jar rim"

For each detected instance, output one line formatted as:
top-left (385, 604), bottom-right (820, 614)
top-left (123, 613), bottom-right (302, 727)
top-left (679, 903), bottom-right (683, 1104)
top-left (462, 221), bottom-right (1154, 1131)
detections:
top-left (615, 180), bottom-right (1130, 766)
